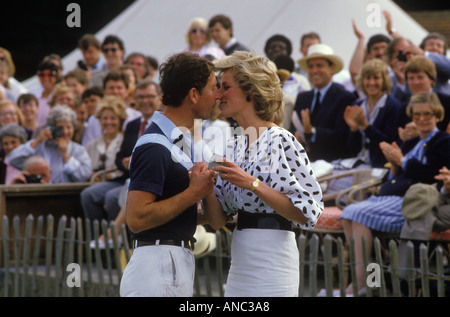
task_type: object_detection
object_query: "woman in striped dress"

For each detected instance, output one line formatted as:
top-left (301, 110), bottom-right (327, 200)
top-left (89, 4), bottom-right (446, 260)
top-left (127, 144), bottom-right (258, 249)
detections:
top-left (341, 91), bottom-right (450, 296)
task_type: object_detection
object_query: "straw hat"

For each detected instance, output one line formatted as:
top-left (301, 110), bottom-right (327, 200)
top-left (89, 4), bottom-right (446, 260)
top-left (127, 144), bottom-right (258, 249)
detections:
top-left (297, 43), bottom-right (344, 74)
top-left (193, 225), bottom-right (216, 258)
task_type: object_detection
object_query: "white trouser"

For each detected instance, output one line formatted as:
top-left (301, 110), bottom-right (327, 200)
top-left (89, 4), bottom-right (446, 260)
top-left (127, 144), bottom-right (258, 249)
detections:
top-left (120, 244), bottom-right (195, 297)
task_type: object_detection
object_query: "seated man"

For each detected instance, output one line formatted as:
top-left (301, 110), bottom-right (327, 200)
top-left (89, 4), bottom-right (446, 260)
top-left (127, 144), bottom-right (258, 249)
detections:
top-left (10, 155), bottom-right (51, 184)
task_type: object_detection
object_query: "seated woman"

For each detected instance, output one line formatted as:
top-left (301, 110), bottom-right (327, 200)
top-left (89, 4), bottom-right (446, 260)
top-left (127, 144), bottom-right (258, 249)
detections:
top-left (9, 105), bottom-right (92, 183)
top-left (0, 123), bottom-right (28, 184)
top-left (340, 91), bottom-right (450, 296)
top-left (82, 96), bottom-right (127, 241)
top-left (343, 59), bottom-right (402, 168)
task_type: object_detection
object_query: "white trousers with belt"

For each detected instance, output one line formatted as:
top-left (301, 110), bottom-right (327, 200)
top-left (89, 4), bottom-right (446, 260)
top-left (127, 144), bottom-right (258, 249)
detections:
top-left (120, 244), bottom-right (195, 297)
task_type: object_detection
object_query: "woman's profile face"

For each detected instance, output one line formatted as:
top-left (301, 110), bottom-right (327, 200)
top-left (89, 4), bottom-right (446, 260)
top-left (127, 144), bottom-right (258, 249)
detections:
top-left (218, 70), bottom-right (247, 118)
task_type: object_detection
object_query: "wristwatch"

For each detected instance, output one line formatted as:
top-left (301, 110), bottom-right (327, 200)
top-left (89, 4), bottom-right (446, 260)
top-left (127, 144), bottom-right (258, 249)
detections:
top-left (249, 178), bottom-right (260, 192)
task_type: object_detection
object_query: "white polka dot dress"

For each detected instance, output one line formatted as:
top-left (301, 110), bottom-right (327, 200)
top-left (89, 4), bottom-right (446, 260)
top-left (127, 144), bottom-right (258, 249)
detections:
top-left (214, 126), bottom-right (323, 229)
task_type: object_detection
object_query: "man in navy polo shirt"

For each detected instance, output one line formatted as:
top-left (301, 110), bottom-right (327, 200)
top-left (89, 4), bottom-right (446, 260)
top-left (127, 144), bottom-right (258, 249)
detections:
top-left (120, 52), bottom-right (220, 297)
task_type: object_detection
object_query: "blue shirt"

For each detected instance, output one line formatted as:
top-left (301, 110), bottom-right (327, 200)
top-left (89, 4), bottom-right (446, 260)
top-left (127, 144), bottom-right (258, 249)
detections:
top-left (128, 112), bottom-right (197, 242)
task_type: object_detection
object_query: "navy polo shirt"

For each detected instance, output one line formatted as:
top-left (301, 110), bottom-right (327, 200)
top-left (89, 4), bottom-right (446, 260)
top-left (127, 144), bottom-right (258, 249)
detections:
top-left (127, 112), bottom-right (197, 242)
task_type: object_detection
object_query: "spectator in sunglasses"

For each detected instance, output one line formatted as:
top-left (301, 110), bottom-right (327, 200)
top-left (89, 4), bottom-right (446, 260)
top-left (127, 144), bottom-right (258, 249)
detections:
top-left (0, 48), bottom-right (28, 103)
top-left (35, 60), bottom-right (60, 126)
top-left (184, 17), bottom-right (225, 61)
top-left (90, 35), bottom-right (126, 88)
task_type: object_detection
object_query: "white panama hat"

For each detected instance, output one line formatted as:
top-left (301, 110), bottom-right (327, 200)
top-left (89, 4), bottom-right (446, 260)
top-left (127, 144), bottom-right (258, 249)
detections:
top-left (193, 225), bottom-right (217, 258)
top-left (297, 43), bottom-right (344, 74)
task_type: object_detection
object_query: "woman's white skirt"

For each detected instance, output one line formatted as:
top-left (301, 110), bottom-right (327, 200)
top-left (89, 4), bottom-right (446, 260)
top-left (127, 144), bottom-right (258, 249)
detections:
top-left (224, 228), bottom-right (299, 297)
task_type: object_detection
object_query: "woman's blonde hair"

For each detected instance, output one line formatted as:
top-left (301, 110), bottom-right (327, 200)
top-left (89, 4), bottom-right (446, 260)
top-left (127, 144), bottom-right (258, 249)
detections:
top-left (95, 96), bottom-right (128, 131)
top-left (49, 84), bottom-right (75, 107)
top-left (356, 59), bottom-right (391, 95)
top-left (406, 91), bottom-right (444, 122)
top-left (0, 100), bottom-right (24, 126)
top-left (214, 51), bottom-right (284, 125)
top-left (185, 17), bottom-right (210, 46)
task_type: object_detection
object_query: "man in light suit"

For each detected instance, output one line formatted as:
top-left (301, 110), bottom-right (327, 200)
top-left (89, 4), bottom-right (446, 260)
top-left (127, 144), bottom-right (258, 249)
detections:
top-left (292, 44), bottom-right (357, 162)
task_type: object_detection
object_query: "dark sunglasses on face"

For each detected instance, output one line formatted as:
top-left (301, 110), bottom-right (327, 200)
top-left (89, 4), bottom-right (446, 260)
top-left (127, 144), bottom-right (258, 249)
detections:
top-left (103, 47), bottom-right (118, 53)
top-left (190, 28), bottom-right (207, 34)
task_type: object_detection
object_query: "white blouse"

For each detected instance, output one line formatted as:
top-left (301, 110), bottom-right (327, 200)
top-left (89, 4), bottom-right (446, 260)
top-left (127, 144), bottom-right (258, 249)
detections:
top-left (86, 133), bottom-right (124, 179)
top-left (214, 126), bottom-right (323, 229)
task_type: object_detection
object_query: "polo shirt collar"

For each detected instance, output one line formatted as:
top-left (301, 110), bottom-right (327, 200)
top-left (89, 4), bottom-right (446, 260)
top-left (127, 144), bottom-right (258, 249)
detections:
top-left (151, 111), bottom-right (190, 144)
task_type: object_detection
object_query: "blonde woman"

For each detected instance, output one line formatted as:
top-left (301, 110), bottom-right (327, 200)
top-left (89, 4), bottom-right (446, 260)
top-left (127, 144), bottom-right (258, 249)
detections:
top-left (0, 99), bottom-right (24, 127)
top-left (344, 58), bottom-right (402, 168)
top-left (203, 51), bottom-right (323, 296)
top-left (184, 17), bottom-right (225, 60)
top-left (81, 96), bottom-right (127, 242)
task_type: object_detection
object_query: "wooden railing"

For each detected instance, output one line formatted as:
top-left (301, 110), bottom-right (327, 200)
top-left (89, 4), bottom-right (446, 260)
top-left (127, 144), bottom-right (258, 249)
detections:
top-left (1, 214), bottom-right (448, 297)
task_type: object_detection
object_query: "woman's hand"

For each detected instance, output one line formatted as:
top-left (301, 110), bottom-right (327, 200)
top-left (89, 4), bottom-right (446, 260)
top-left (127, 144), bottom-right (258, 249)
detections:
top-left (379, 141), bottom-right (404, 166)
top-left (55, 136), bottom-right (71, 162)
top-left (212, 157), bottom-right (254, 190)
top-left (31, 127), bottom-right (53, 148)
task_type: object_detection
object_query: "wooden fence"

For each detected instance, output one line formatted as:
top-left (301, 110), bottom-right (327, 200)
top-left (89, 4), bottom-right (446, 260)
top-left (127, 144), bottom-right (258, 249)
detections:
top-left (0, 214), bottom-right (448, 297)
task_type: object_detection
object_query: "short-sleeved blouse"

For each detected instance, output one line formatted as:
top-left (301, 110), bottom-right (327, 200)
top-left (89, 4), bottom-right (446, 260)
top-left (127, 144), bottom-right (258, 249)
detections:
top-left (214, 126), bottom-right (323, 229)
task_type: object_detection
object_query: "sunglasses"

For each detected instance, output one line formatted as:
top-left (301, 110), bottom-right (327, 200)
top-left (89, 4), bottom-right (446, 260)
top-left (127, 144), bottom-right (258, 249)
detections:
top-left (190, 28), bottom-right (207, 34)
top-left (102, 47), bottom-right (118, 53)
top-left (0, 56), bottom-right (5, 61)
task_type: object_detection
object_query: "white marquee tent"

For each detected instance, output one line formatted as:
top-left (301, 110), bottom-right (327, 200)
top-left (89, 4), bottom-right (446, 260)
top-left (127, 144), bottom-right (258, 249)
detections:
top-left (24, 0), bottom-right (429, 88)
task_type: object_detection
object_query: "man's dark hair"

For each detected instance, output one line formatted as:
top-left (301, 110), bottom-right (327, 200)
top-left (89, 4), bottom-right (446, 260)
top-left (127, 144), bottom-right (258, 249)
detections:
top-left (36, 60), bottom-right (59, 72)
top-left (209, 14), bottom-right (233, 36)
top-left (82, 86), bottom-right (104, 100)
top-left (366, 34), bottom-right (391, 53)
top-left (135, 79), bottom-right (161, 96)
top-left (420, 32), bottom-right (448, 55)
top-left (300, 32), bottom-right (321, 47)
top-left (103, 70), bottom-right (129, 89)
top-left (17, 93), bottom-right (38, 106)
top-left (102, 35), bottom-right (125, 51)
top-left (264, 34), bottom-right (292, 57)
top-left (79, 34), bottom-right (101, 50)
top-left (159, 52), bottom-right (214, 108)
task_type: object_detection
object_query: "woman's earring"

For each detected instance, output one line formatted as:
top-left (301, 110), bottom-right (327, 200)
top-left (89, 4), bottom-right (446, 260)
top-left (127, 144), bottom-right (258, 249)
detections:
top-left (246, 96), bottom-right (251, 102)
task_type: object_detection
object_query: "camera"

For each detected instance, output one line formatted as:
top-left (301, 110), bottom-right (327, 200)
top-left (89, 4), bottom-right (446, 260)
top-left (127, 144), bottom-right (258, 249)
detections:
top-left (48, 126), bottom-right (63, 139)
top-left (77, 60), bottom-right (88, 71)
top-left (397, 51), bottom-right (407, 62)
top-left (25, 174), bottom-right (43, 184)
